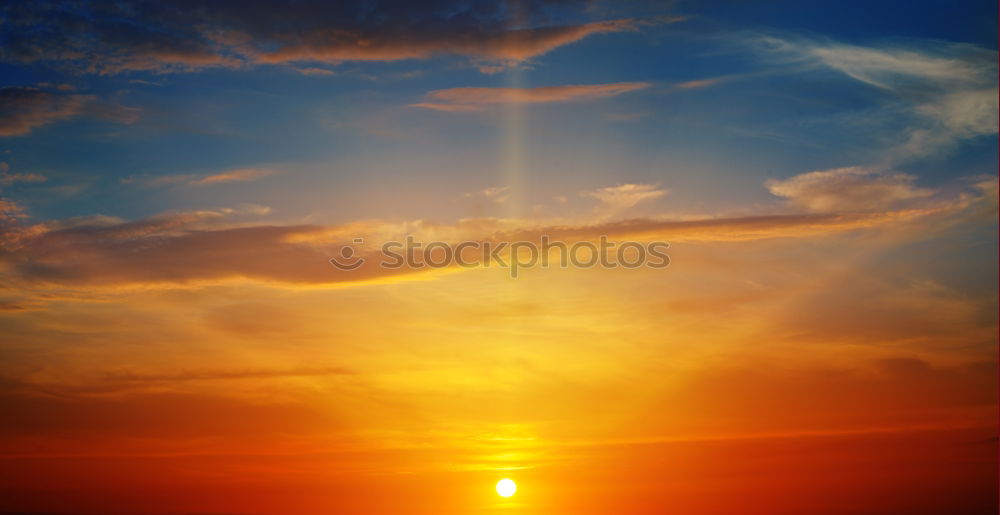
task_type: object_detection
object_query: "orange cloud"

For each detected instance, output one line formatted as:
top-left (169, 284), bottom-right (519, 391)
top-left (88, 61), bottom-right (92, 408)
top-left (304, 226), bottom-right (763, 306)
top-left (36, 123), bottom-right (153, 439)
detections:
top-left (675, 78), bottom-right (723, 89)
top-left (0, 198), bottom-right (26, 221)
top-left (409, 102), bottom-right (485, 113)
top-left (294, 66), bottom-right (336, 76)
top-left (190, 168), bottom-right (278, 185)
top-left (766, 166), bottom-right (935, 212)
top-left (123, 169), bottom-right (279, 187)
top-left (0, 87), bottom-right (87, 136)
top-left (2, 2), bottom-right (681, 75)
top-left (0, 87), bottom-right (136, 136)
top-left (0, 172), bottom-right (46, 186)
top-left (418, 82), bottom-right (651, 108)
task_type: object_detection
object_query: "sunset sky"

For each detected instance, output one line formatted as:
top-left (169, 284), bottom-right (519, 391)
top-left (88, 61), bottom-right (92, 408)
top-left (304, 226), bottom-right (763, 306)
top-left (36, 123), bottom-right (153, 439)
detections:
top-left (0, 1), bottom-right (997, 514)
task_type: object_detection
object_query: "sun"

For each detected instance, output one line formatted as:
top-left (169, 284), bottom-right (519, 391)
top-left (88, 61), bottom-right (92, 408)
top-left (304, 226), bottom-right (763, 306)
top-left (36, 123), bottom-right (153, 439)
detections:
top-left (496, 478), bottom-right (517, 498)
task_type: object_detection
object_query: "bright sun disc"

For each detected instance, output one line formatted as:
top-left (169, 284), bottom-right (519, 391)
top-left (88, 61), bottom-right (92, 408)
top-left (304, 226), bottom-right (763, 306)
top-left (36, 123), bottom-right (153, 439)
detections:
top-left (496, 478), bottom-right (517, 497)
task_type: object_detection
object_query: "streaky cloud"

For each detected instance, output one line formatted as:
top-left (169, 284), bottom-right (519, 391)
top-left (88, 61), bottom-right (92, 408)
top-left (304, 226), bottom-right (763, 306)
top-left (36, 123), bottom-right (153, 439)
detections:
top-left (413, 82), bottom-right (651, 112)
top-left (0, 177), bottom-right (991, 292)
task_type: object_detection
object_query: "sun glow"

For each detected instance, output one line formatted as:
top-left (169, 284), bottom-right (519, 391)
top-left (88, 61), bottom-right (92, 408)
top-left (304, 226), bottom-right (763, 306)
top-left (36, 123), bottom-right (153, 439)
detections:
top-left (496, 478), bottom-right (517, 498)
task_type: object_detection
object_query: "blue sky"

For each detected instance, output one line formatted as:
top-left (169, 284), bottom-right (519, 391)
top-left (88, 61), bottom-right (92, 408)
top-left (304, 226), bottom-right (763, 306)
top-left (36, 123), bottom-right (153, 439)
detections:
top-left (0, 0), bottom-right (996, 224)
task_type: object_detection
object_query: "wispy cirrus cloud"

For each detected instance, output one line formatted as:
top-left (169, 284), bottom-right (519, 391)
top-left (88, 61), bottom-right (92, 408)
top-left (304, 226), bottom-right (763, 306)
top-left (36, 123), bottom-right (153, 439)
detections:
top-left (753, 37), bottom-right (998, 161)
top-left (808, 44), bottom-right (986, 89)
top-left (810, 42), bottom-right (997, 159)
top-left (413, 82), bottom-right (651, 112)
